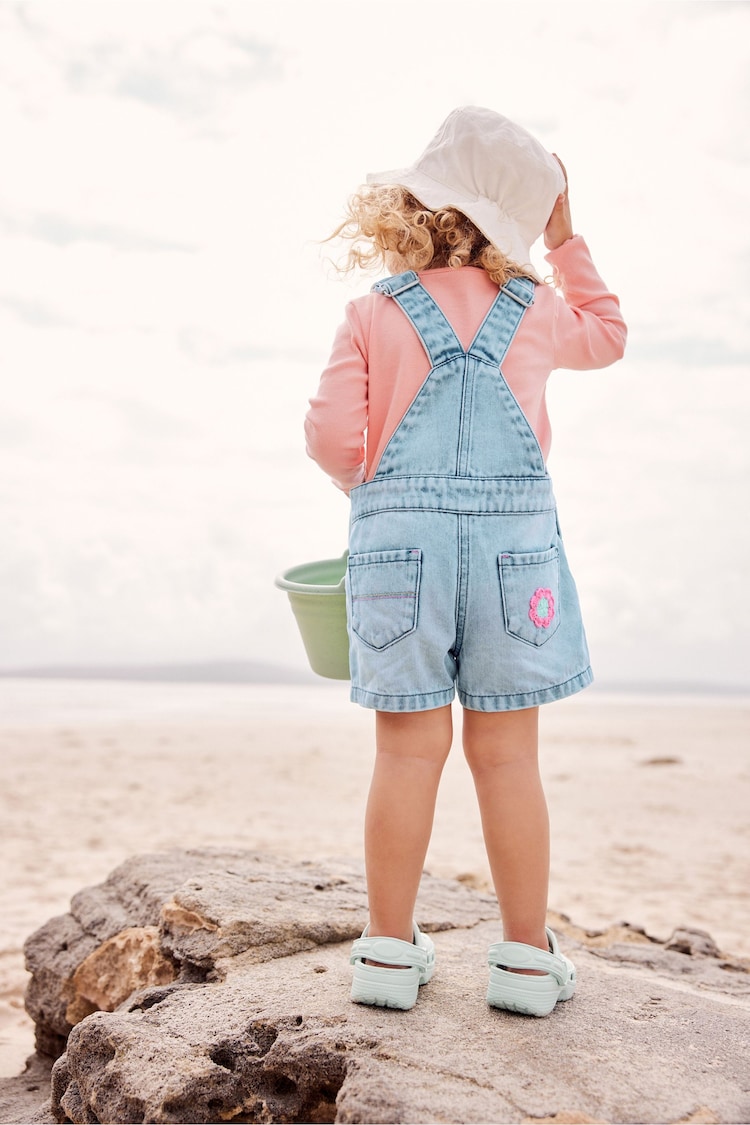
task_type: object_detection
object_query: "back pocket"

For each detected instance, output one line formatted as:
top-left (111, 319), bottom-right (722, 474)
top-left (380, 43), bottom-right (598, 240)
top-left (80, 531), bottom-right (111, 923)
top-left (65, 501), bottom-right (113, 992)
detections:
top-left (499, 547), bottom-right (560, 647)
top-left (348, 549), bottom-right (421, 651)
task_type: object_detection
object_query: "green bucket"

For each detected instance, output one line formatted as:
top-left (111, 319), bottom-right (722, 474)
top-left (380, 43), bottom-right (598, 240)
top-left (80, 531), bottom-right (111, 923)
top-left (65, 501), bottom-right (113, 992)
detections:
top-left (274, 552), bottom-right (350, 680)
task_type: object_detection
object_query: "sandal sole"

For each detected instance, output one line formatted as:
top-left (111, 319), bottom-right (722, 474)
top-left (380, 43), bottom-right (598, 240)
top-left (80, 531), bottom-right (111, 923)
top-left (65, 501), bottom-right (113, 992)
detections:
top-left (487, 971), bottom-right (575, 1017)
top-left (350, 964), bottom-right (423, 1010)
top-left (350, 927), bottom-right (435, 1010)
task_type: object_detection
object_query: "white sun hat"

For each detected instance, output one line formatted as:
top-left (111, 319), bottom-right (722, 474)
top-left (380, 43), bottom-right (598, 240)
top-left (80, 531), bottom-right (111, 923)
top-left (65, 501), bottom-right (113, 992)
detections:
top-left (366, 106), bottom-right (565, 282)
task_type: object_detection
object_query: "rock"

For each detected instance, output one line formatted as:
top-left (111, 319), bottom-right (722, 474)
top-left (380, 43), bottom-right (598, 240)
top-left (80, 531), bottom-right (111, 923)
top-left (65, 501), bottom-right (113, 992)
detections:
top-left (66, 926), bottom-right (176, 1025)
top-left (14, 850), bottom-right (750, 1124)
top-left (23, 849), bottom-right (223, 1059)
top-left (664, 927), bottom-right (721, 958)
top-left (24, 848), bottom-right (497, 1064)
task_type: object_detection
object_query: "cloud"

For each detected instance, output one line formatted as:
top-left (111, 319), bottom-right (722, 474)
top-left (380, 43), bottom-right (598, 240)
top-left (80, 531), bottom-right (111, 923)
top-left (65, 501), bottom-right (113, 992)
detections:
top-left (0, 292), bottom-right (73, 328)
top-left (0, 410), bottom-right (35, 448)
top-left (1, 4), bottom-right (283, 120)
top-left (66, 30), bottom-right (281, 118)
top-left (626, 332), bottom-right (750, 367)
top-left (43, 390), bottom-right (202, 465)
top-left (177, 327), bottom-right (321, 367)
top-left (1, 209), bottom-right (197, 253)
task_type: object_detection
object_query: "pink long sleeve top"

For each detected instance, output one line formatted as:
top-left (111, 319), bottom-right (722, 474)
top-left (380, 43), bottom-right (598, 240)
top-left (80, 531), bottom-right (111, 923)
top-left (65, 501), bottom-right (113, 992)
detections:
top-left (305, 235), bottom-right (626, 491)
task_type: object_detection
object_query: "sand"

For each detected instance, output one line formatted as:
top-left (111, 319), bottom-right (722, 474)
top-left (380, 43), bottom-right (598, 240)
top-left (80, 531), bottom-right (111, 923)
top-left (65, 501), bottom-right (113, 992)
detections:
top-left (1, 678), bottom-right (749, 1079)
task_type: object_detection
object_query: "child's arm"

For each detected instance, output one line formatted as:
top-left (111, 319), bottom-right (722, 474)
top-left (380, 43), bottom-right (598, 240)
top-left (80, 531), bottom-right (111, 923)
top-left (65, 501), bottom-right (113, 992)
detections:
top-left (304, 304), bottom-right (368, 492)
top-left (545, 236), bottom-right (627, 370)
top-left (542, 157), bottom-right (627, 369)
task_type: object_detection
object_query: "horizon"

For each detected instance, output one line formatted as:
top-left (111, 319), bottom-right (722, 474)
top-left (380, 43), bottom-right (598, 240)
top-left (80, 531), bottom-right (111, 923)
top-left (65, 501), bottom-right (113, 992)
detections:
top-left (1, 658), bottom-right (748, 700)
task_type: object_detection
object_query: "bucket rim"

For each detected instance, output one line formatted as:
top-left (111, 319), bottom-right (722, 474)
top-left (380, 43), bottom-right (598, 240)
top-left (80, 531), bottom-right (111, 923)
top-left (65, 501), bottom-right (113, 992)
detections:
top-left (274, 551), bottom-right (348, 596)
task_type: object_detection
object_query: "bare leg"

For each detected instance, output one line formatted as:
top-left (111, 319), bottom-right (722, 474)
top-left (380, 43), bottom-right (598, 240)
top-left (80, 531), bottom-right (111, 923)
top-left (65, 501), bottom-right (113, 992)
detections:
top-left (365, 705), bottom-right (453, 942)
top-left (462, 707), bottom-right (549, 955)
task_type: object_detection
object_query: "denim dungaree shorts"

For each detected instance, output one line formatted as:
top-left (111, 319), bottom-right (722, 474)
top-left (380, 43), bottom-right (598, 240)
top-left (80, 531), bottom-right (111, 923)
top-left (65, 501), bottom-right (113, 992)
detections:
top-left (346, 271), bottom-right (593, 712)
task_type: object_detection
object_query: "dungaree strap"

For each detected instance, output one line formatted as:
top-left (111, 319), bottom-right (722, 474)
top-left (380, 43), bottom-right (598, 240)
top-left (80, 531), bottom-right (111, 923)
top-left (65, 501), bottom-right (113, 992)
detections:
top-left (372, 272), bottom-right (463, 367)
top-left (469, 276), bottom-right (536, 366)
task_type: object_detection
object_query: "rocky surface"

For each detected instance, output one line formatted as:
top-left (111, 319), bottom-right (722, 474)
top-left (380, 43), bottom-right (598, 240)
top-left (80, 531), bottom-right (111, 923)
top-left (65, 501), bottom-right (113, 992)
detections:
top-left (4, 849), bottom-right (750, 1124)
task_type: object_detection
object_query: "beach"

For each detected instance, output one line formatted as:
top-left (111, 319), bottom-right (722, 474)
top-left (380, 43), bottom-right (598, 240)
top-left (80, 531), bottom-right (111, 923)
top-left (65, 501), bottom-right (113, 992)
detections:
top-left (1, 678), bottom-right (749, 1079)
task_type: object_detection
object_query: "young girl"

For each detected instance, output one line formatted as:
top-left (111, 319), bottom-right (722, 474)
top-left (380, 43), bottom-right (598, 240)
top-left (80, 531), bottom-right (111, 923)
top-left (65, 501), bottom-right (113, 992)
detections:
top-left (305, 107), bottom-right (626, 1016)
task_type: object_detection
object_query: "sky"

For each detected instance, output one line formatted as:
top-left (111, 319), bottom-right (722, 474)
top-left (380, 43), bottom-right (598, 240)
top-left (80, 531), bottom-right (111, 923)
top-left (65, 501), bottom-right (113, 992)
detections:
top-left (0, 1), bottom-right (749, 690)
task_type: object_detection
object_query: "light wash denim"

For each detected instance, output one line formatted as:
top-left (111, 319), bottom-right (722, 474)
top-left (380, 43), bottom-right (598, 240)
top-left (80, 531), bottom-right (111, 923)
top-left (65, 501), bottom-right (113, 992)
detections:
top-left (347, 271), bottom-right (592, 712)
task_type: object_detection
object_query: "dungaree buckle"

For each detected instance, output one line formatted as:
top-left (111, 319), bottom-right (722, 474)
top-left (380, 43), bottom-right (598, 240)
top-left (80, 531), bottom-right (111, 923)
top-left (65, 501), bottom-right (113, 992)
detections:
top-left (500, 277), bottom-right (535, 307)
top-left (372, 272), bottom-right (421, 298)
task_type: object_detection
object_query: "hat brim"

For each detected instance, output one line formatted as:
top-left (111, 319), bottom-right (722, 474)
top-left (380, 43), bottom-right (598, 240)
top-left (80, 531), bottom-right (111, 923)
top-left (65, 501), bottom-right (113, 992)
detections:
top-left (366, 167), bottom-right (548, 282)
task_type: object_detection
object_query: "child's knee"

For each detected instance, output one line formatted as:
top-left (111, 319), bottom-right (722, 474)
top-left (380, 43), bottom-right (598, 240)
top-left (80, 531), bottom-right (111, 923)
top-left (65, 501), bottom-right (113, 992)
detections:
top-left (461, 707), bottom-right (539, 771)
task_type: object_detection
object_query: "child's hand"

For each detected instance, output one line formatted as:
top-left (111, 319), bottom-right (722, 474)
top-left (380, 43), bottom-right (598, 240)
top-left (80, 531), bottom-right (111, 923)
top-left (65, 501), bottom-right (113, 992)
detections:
top-left (544, 155), bottom-right (573, 251)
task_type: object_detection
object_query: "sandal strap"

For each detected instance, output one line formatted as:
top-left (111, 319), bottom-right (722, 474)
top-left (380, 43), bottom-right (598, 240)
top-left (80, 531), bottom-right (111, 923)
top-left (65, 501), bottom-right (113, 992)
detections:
top-left (487, 940), bottom-right (569, 985)
top-left (350, 935), bottom-right (430, 970)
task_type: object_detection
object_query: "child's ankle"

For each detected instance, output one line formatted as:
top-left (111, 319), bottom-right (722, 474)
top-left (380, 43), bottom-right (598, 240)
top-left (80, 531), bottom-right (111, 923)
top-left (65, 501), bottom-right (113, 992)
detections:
top-left (502, 926), bottom-right (549, 950)
top-left (502, 927), bottom-right (550, 975)
top-left (367, 921), bottom-right (414, 944)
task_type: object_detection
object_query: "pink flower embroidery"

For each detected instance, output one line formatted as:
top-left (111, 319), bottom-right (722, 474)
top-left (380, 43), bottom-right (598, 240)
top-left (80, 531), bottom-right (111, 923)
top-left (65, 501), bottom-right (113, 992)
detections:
top-left (529, 588), bottom-right (555, 629)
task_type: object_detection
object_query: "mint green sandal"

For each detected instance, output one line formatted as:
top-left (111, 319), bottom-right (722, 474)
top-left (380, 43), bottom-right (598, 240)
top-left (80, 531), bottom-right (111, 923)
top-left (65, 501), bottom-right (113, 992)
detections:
top-left (350, 923), bottom-right (435, 1010)
top-left (487, 927), bottom-right (576, 1017)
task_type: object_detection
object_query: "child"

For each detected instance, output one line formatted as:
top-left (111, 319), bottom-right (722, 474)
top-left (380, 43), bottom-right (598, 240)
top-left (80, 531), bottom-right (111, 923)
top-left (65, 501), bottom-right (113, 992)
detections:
top-left (305, 107), bottom-right (626, 1016)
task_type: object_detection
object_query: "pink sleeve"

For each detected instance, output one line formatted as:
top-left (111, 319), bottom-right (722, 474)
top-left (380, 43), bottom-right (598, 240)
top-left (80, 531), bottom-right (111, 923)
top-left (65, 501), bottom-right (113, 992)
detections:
top-left (304, 302), bottom-right (368, 492)
top-left (544, 235), bottom-right (627, 370)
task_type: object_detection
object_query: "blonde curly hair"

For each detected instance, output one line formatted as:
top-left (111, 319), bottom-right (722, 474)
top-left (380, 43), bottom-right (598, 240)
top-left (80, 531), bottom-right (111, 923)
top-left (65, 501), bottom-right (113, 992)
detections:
top-left (328, 184), bottom-right (533, 287)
